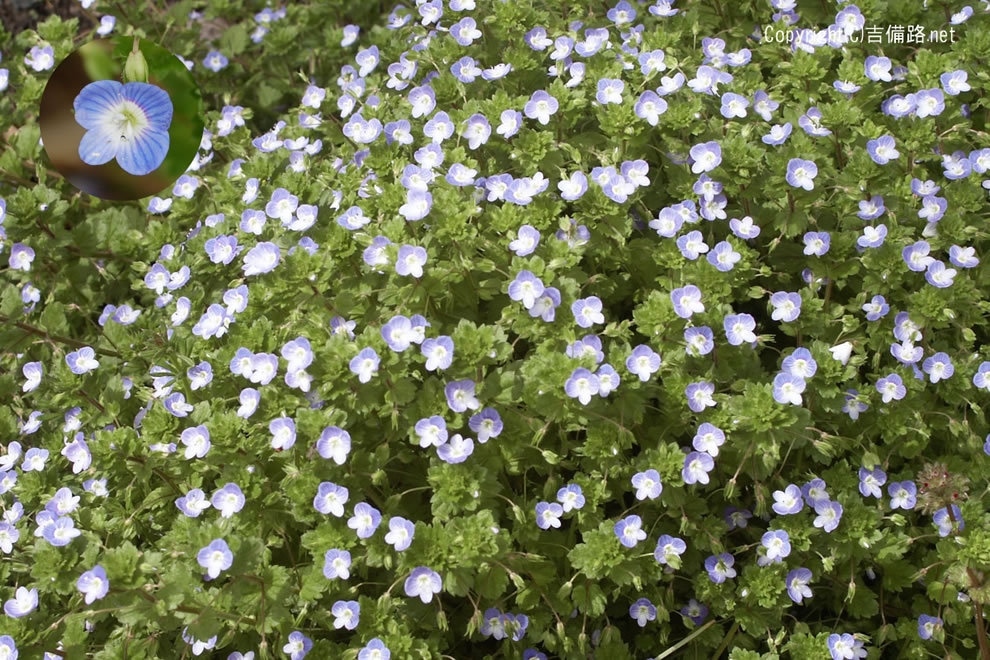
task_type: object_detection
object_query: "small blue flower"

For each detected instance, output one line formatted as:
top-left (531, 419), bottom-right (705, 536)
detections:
top-left (918, 614), bottom-right (943, 641)
top-left (771, 484), bottom-right (804, 515)
top-left (203, 51), bottom-right (228, 72)
top-left (535, 501), bottom-right (564, 529)
top-left (685, 381), bottom-right (716, 412)
top-left (723, 313), bottom-right (757, 346)
top-left (614, 514), bottom-right (647, 548)
top-left (802, 231), bottom-right (830, 256)
top-left (385, 516), bottom-right (416, 551)
top-left (786, 159), bottom-right (818, 191)
top-left (704, 553), bottom-right (736, 583)
top-left (761, 529), bottom-right (791, 561)
top-left (858, 467), bottom-right (887, 498)
top-left (557, 484), bottom-right (585, 512)
top-left (876, 373), bottom-right (906, 403)
top-left (629, 597), bottom-right (656, 627)
top-left (762, 122), bottom-right (792, 146)
top-left (888, 481), bottom-right (917, 510)
top-left (813, 500), bottom-right (842, 532)
top-left (74, 80), bottom-right (173, 175)
top-left (631, 469), bottom-right (663, 500)
top-left (786, 568), bottom-right (813, 604)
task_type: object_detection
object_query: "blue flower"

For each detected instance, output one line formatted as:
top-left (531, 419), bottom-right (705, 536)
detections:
top-left (331, 600), bottom-right (360, 631)
top-left (802, 231), bottom-right (830, 256)
top-left (565, 367), bottom-right (599, 405)
top-left (469, 408), bottom-right (503, 443)
top-left (25, 44), bottom-right (55, 71)
top-left (912, 88), bottom-right (945, 118)
top-left (3, 586), bottom-right (38, 617)
top-left (437, 433), bottom-right (474, 463)
top-left (73, 81), bottom-right (173, 175)
top-left (707, 240), bottom-right (740, 271)
top-left (614, 514), bottom-right (647, 548)
top-left (786, 568), bottom-right (813, 604)
top-left (358, 639), bottom-right (390, 660)
top-left (444, 379), bottom-right (480, 413)
top-left (654, 535), bottom-right (686, 566)
top-left (723, 313), bottom-right (756, 346)
top-left (786, 159), bottom-right (818, 190)
top-left (858, 467), bottom-right (887, 498)
top-left (918, 614), bottom-right (943, 641)
top-left (629, 598), bottom-right (656, 627)
top-left (571, 296), bottom-right (604, 328)
top-left (888, 481), bottom-right (917, 510)
top-left (77, 565), bottom-right (109, 604)
top-left (632, 469), bottom-right (663, 500)
top-left (684, 326), bottom-right (714, 357)
top-left (524, 90), bottom-right (558, 124)
top-left (496, 109), bottom-right (522, 138)
top-left (761, 530), bottom-right (791, 561)
top-left (197, 539), bottom-right (233, 578)
top-left (180, 424), bottom-right (210, 460)
top-left (317, 426), bottom-right (352, 465)
top-left (798, 106), bottom-right (831, 136)
top-left (635, 91), bottom-right (668, 125)
top-left (769, 291), bottom-right (801, 322)
top-left (782, 348), bottom-right (817, 380)
top-left (933, 505), bottom-right (963, 537)
top-left (771, 484), bottom-right (804, 515)
top-left (212, 483), bottom-right (245, 518)
top-left (596, 78), bottom-right (625, 104)
top-left (772, 373), bottom-right (805, 405)
top-left (203, 51), bottom-right (228, 72)
top-left (866, 135), bottom-right (898, 164)
top-left (704, 553), bottom-right (736, 583)
top-left (404, 566), bottom-right (442, 603)
top-left (692, 423), bottom-right (725, 456)
top-left (66, 346), bottom-right (99, 374)
top-left (671, 285), bottom-right (704, 319)
top-left (689, 141), bottom-right (721, 173)
top-left (535, 501), bottom-right (564, 529)
top-left (347, 502), bottom-right (382, 539)
top-left (509, 225), bottom-right (540, 256)
top-left (762, 122), bottom-right (792, 146)
top-left (682, 451), bottom-right (714, 484)
top-left (396, 245), bottom-right (427, 278)
top-left (283, 631), bottom-right (313, 660)
top-left (384, 516), bottom-right (415, 552)
top-left (875, 373), bottom-right (906, 403)
top-left (813, 501), bottom-right (843, 532)
top-left (626, 345), bottom-right (661, 381)
top-left (719, 92), bottom-right (748, 118)
top-left (864, 55), bottom-right (892, 81)
top-left (557, 484), bottom-right (585, 512)
top-left (685, 381), bottom-right (716, 412)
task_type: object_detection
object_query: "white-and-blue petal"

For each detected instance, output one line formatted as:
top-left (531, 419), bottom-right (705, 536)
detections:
top-left (73, 80), bottom-right (173, 176)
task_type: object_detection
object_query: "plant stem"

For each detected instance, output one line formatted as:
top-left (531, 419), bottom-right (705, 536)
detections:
top-left (0, 315), bottom-right (123, 358)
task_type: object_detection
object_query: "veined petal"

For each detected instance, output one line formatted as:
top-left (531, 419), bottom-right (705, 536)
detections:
top-left (78, 127), bottom-right (121, 166)
top-left (74, 80), bottom-right (125, 130)
top-left (122, 82), bottom-right (173, 130)
top-left (115, 126), bottom-right (170, 175)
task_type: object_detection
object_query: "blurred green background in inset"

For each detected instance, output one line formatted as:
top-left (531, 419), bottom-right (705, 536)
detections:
top-left (39, 36), bottom-right (204, 200)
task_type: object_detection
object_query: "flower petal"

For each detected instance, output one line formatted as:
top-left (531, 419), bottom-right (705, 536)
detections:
top-left (78, 127), bottom-right (119, 166)
top-left (73, 80), bottom-right (124, 131)
top-left (122, 82), bottom-right (173, 130)
top-left (115, 127), bottom-right (169, 175)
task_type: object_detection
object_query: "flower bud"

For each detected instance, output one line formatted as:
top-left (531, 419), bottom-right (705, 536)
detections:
top-left (123, 42), bottom-right (149, 83)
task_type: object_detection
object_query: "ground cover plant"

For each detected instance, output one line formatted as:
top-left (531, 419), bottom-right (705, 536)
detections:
top-left (3, 0), bottom-right (990, 658)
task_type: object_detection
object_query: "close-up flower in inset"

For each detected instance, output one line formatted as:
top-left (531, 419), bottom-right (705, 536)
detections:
top-left (73, 80), bottom-right (173, 175)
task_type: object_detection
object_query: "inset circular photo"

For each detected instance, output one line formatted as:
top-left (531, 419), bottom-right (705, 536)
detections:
top-left (39, 36), bottom-right (204, 200)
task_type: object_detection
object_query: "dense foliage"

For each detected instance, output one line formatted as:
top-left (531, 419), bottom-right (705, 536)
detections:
top-left (3, 0), bottom-right (990, 658)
